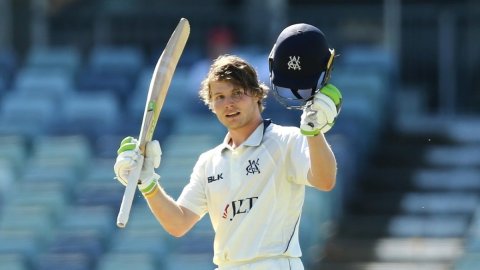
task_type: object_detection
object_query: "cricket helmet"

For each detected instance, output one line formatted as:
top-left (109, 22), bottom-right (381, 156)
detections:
top-left (269, 23), bottom-right (336, 109)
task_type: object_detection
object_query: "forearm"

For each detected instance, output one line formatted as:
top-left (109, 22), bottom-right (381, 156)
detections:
top-left (143, 183), bottom-right (199, 237)
top-left (306, 134), bottom-right (337, 191)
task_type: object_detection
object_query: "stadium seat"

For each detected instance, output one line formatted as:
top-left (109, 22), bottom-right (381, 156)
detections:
top-left (31, 135), bottom-right (92, 172)
top-left (83, 158), bottom-right (116, 182)
top-left (423, 145), bottom-right (480, 167)
top-left (164, 253), bottom-right (215, 270)
top-left (21, 158), bottom-right (78, 189)
top-left (0, 159), bottom-right (14, 197)
top-left (0, 135), bottom-right (27, 172)
top-left (76, 67), bottom-right (134, 100)
top-left (7, 181), bottom-right (68, 219)
top-left (0, 254), bottom-right (27, 270)
top-left (0, 230), bottom-right (39, 263)
top-left (78, 46), bottom-right (144, 100)
top-left (74, 179), bottom-right (124, 210)
top-left (109, 229), bottom-right (169, 260)
top-left (96, 253), bottom-right (157, 270)
top-left (453, 253), bottom-right (480, 270)
top-left (13, 67), bottom-right (74, 102)
top-left (46, 230), bottom-right (105, 263)
top-left (88, 46), bottom-right (145, 74)
top-left (0, 205), bottom-right (55, 243)
top-left (0, 93), bottom-right (58, 137)
top-left (0, 48), bottom-right (18, 91)
top-left (339, 46), bottom-right (396, 77)
top-left (57, 92), bottom-right (121, 138)
top-left (60, 205), bottom-right (115, 237)
top-left (25, 46), bottom-right (81, 73)
top-left (34, 253), bottom-right (92, 270)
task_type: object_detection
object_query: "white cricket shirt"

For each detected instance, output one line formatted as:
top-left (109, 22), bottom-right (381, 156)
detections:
top-left (177, 121), bottom-right (311, 267)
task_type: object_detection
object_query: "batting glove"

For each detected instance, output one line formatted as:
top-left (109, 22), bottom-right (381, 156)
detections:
top-left (300, 84), bottom-right (342, 136)
top-left (114, 136), bottom-right (162, 194)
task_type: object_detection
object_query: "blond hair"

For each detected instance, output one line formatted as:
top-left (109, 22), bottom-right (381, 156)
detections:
top-left (199, 55), bottom-right (269, 111)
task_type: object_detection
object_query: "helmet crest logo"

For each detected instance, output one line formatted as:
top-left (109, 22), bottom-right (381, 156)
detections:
top-left (287, 56), bottom-right (301, 71)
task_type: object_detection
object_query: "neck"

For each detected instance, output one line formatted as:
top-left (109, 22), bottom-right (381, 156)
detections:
top-left (228, 117), bottom-right (263, 148)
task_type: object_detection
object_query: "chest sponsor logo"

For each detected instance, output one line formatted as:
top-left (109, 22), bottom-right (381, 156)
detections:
top-left (208, 173), bottom-right (223, 183)
top-left (246, 158), bottom-right (260, 175)
top-left (222, 196), bottom-right (258, 221)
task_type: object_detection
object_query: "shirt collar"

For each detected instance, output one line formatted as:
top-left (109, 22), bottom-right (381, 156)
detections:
top-left (220, 120), bottom-right (268, 151)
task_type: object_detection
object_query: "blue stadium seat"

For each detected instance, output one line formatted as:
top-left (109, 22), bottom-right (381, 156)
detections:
top-left (109, 229), bottom-right (169, 262)
top-left (46, 230), bottom-right (105, 264)
top-left (0, 93), bottom-right (58, 137)
top-left (88, 46), bottom-right (145, 75)
top-left (0, 205), bottom-right (55, 243)
top-left (83, 158), bottom-right (116, 182)
top-left (0, 159), bottom-right (14, 198)
top-left (454, 253), bottom-right (480, 270)
top-left (60, 206), bottom-right (115, 237)
top-left (56, 92), bottom-right (121, 138)
top-left (21, 158), bottom-right (78, 188)
top-left (0, 48), bottom-right (18, 92)
top-left (0, 230), bottom-right (39, 263)
top-left (25, 46), bottom-right (81, 73)
top-left (0, 135), bottom-right (27, 172)
top-left (0, 254), bottom-right (27, 270)
top-left (338, 46), bottom-right (396, 77)
top-left (13, 67), bottom-right (74, 102)
top-left (76, 67), bottom-right (134, 100)
top-left (34, 253), bottom-right (92, 270)
top-left (31, 135), bottom-right (92, 172)
top-left (74, 180), bottom-right (124, 210)
top-left (96, 253), bottom-right (157, 270)
top-left (164, 253), bottom-right (215, 270)
top-left (78, 46), bottom-right (145, 100)
top-left (7, 181), bottom-right (68, 220)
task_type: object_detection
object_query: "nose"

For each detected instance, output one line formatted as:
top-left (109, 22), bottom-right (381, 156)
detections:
top-left (224, 95), bottom-right (236, 107)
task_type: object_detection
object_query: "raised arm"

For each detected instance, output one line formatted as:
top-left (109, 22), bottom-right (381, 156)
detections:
top-left (299, 84), bottom-right (342, 191)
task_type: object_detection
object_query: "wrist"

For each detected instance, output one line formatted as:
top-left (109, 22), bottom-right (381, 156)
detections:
top-left (301, 128), bottom-right (320, 137)
top-left (138, 174), bottom-right (160, 194)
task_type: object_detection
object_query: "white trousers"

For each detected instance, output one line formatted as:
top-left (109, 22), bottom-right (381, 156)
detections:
top-left (216, 257), bottom-right (304, 270)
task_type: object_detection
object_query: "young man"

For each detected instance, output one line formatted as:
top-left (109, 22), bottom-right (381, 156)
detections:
top-left (114, 23), bottom-right (341, 270)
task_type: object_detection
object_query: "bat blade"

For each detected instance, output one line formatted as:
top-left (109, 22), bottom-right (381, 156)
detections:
top-left (116, 18), bottom-right (190, 228)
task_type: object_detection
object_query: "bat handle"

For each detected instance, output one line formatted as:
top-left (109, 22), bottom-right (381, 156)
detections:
top-left (116, 156), bottom-right (144, 228)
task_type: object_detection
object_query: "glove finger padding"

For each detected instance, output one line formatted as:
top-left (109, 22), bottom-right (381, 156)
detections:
top-left (320, 84), bottom-right (343, 112)
top-left (300, 85), bottom-right (341, 136)
top-left (114, 136), bottom-right (141, 186)
top-left (311, 94), bottom-right (337, 123)
top-left (114, 149), bottom-right (142, 186)
top-left (145, 140), bottom-right (162, 168)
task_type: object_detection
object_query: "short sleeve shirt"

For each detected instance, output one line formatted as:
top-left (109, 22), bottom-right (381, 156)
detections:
top-left (177, 121), bottom-right (311, 266)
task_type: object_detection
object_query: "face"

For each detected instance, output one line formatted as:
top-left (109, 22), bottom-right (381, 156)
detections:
top-left (210, 80), bottom-right (261, 131)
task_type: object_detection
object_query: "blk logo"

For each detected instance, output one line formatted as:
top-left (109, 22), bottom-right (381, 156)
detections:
top-left (222, 197), bottom-right (258, 221)
top-left (208, 173), bottom-right (223, 183)
top-left (246, 159), bottom-right (260, 175)
top-left (287, 56), bottom-right (301, 70)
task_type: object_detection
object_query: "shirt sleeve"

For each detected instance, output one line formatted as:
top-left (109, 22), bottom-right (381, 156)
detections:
top-left (177, 153), bottom-right (209, 218)
top-left (287, 130), bottom-right (311, 186)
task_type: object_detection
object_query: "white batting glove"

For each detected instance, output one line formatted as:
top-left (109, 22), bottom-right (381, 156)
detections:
top-left (300, 84), bottom-right (342, 136)
top-left (114, 137), bottom-right (162, 194)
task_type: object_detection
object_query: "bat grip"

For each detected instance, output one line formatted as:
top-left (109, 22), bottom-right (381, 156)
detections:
top-left (116, 156), bottom-right (144, 228)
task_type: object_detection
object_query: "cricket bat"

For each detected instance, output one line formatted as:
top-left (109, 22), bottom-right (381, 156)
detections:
top-left (116, 18), bottom-right (190, 228)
